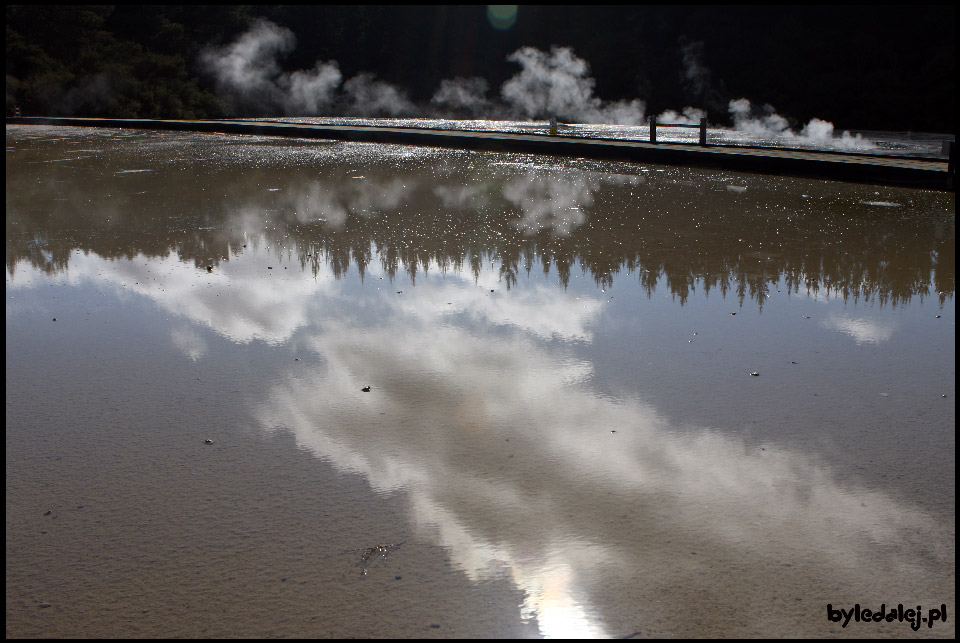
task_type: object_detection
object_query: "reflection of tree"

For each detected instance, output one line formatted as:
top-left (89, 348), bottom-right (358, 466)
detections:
top-left (6, 134), bottom-right (955, 309)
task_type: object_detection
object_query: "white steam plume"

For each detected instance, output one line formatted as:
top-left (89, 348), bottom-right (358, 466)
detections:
top-left (282, 62), bottom-right (343, 114)
top-left (342, 73), bottom-right (416, 117)
top-left (200, 19), bottom-right (297, 113)
top-left (679, 40), bottom-right (711, 103)
top-left (430, 77), bottom-right (494, 116)
top-left (202, 19), bottom-right (873, 151)
top-left (203, 26), bottom-right (648, 124)
top-left (656, 106), bottom-right (706, 124)
top-left (201, 19), bottom-right (341, 115)
top-left (800, 117), bottom-right (873, 150)
top-left (202, 20), bottom-right (418, 117)
top-left (728, 98), bottom-right (874, 150)
top-left (677, 38), bottom-right (729, 114)
top-left (500, 46), bottom-right (645, 125)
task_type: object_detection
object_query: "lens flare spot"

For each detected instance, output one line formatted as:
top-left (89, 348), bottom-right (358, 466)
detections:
top-left (487, 5), bottom-right (518, 30)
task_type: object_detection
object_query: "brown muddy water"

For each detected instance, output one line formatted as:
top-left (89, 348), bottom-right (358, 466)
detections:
top-left (5, 124), bottom-right (955, 638)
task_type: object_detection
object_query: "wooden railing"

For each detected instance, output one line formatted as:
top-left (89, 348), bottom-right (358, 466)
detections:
top-left (649, 116), bottom-right (708, 145)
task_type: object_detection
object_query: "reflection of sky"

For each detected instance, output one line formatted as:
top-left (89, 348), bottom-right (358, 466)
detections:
top-left (7, 249), bottom-right (333, 346)
top-left (820, 313), bottom-right (898, 344)
top-left (8, 245), bottom-right (949, 638)
top-left (6, 242), bottom-right (604, 351)
top-left (261, 312), bottom-right (946, 637)
top-left (6, 128), bottom-right (954, 637)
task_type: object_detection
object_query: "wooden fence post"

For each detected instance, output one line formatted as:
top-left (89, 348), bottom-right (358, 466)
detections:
top-left (699, 117), bottom-right (707, 146)
top-left (649, 116), bottom-right (657, 143)
top-left (948, 141), bottom-right (955, 191)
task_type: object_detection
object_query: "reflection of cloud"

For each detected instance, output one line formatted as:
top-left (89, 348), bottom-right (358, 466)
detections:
top-left (821, 314), bottom-right (897, 344)
top-left (257, 299), bottom-right (947, 638)
top-left (7, 250), bottom-right (337, 345)
top-left (170, 325), bottom-right (208, 361)
top-left (6, 244), bottom-right (604, 348)
top-left (502, 172), bottom-right (594, 236)
top-left (9, 244), bottom-right (948, 637)
top-left (391, 265), bottom-right (604, 342)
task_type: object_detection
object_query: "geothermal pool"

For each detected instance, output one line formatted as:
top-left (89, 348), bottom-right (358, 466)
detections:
top-left (5, 124), bottom-right (955, 638)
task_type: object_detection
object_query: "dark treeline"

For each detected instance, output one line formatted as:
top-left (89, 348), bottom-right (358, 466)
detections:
top-left (7, 182), bottom-right (954, 312)
top-left (5, 5), bottom-right (956, 132)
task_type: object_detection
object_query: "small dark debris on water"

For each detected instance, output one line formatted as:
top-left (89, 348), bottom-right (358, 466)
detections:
top-left (730, 312), bottom-right (736, 316)
top-left (362, 386), bottom-right (371, 392)
top-left (43, 510), bottom-right (52, 516)
top-left (936, 315), bottom-right (941, 318)
top-left (750, 371), bottom-right (759, 376)
top-left (802, 315), bottom-right (811, 319)
top-left (430, 624), bottom-right (441, 629)
top-left (267, 266), bottom-right (273, 269)
top-left (204, 439), bottom-right (214, 445)
top-left (52, 318), bottom-right (56, 322)
top-left (206, 265), bottom-right (213, 272)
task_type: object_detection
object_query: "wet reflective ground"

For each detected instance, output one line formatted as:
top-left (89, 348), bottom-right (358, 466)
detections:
top-left (5, 125), bottom-right (955, 638)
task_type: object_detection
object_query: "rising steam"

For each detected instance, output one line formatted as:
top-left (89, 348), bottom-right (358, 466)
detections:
top-left (200, 19), bottom-right (406, 117)
top-left (200, 19), bottom-right (335, 115)
top-left (201, 21), bottom-right (645, 123)
top-left (201, 19), bottom-right (874, 149)
top-left (728, 97), bottom-right (874, 150)
top-left (430, 77), bottom-right (494, 116)
top-left (499, 46), bottom-right (646, 124)
top-left (342, 73), bottom-right (416, 117)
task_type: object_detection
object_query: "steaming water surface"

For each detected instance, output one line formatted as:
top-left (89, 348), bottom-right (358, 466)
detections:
top-left (5, 124), bottom-right (955, 638)
top-left (244, 116), bottom-right (953, 158)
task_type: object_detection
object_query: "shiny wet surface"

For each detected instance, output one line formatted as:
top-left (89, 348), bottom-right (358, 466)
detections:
top-left (246, 116), bottom-right (953, 157)
top-left (5, 125), bottom-right (955, 638)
